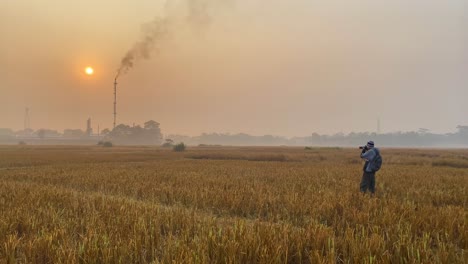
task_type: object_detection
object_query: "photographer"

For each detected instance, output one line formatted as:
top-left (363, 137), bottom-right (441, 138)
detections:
top-left (359, 141), bottom-right (381, 195)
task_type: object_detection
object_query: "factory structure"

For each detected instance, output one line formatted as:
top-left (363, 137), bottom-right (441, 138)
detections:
top-left (8, 110), bottom-right (104, 144)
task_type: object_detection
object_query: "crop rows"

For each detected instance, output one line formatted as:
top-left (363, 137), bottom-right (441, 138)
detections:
top-left (0, 146), bottom-right (466, 263)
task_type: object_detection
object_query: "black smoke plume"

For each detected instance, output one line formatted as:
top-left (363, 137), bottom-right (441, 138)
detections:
top-left (115, 0), bottom-right (217, 80)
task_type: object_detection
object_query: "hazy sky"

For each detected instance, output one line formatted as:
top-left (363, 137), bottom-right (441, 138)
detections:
top-left (1, 0), bottom-right (467, 137)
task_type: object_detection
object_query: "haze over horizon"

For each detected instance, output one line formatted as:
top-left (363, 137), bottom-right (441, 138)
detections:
top-left (2, 0), bottom-right (467, 137)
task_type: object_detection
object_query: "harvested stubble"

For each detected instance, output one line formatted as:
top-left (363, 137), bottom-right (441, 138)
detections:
top-left (0, 146), bottom-right (466, 263)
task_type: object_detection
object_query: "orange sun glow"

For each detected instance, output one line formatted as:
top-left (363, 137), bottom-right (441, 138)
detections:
top-left (85, 67), bottom-right (94, 75)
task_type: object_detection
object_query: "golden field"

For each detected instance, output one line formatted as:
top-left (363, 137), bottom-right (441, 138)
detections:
top-left (0, 146), bottom-right (466, 263)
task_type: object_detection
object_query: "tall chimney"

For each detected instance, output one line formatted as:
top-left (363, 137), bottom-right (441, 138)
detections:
top-left (114, 78), bottom-right (117, 129)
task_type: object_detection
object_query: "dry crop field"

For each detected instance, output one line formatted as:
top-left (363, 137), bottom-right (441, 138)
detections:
top-left (0, 145), bottom-right (466, 263)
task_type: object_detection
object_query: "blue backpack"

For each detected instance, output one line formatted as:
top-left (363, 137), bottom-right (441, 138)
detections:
top-left (371, 148), bottom-right (383, 172)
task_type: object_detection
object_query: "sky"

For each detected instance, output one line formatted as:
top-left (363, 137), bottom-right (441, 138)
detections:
top-left (1, 0), bottom-right (467, 137)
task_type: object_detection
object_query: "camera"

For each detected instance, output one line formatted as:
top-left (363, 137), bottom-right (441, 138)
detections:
top-left (359, 146), bottom-right (367, 150)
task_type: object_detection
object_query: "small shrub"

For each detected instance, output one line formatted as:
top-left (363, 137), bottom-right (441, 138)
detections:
top-left (97, 141), bottom-right (104, 146)
top-left (103, 141), bottom-right (113, 148)
top-left (18, 141), bottom-right (27, 145)
top-left (173, 143), bottom-right (186, 152)
top-left (305, 147), bottom-right (312, 150)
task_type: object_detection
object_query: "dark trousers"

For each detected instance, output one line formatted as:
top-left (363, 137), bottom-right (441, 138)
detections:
top-left (360, 171), bottom-right (376, 193)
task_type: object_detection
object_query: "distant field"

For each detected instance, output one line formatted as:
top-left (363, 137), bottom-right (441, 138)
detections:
top-left (0, 146), bottom-right (466, 263)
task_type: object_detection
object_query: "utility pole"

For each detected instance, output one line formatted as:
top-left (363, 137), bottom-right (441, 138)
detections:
top-left (114, 78), bottom-right (117, 129)
top-left (24, 107), bottom-right (30, 134)
top-left (377, 118), bottom-right (381, 134)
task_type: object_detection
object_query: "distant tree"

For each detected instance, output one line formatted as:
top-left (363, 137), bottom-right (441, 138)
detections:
top-left (456, 125), bottom-right (468, 134)
top-left (110, 124), bottom-right (132, 137)
top-left (37, 129), bottom-right (46, 139)
top-left (106, 121), bottom-right (162, 145)
top-left (166, 134), bottom-right (194, 145)
top-left (143, 120), bottom-right (162, 144)
top-left (418, 128), bottom-right (430, 134)
top-left (63, 129), bottom-right (86, 138)
top-left (41, 129), bottom-right (60, 137)
top-left (15, 128), bottom-right (34, 137)
top-left (311, 133), bottom-right (322, 145)
top-left (0, 128), bottom-right (14, 136)
top-left (144, 120), bottom-right (160, 130)
top-left (101, 128), bottom-right (111, 136)
top-left (162, 138), bottom-right (174, 148)
top-left (456, 125), bottom-right (468, 141)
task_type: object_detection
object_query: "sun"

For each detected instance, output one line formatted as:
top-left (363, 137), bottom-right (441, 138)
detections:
top-left (85, 67), bottom-right (94, 75)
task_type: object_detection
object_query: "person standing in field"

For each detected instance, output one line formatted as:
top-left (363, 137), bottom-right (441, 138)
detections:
top-left (359, 141), bottom-right (382, 195)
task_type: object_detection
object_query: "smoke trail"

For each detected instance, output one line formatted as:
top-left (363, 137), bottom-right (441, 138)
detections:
top-left (115, 17), bottom-right (169, 80)
top-left (187, 0), bottom-right (212, 29)
top-left (115, 0), bottom-right (217, 80)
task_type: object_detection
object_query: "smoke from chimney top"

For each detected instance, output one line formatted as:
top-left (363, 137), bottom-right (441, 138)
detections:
top-left (115, 0), bottom-right (219, 80)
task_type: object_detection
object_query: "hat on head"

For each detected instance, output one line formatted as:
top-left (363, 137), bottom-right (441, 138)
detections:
top-left (366, 141), bottom-right (375, 148)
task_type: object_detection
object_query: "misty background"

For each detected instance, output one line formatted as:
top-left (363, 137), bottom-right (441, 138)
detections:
top-left (1, 0), bottom-right (467, 139)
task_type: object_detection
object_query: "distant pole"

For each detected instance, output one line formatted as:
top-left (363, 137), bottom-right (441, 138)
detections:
top-left (24, 107), bottom-right (30, 132)
top-left (114, 78), bottom-right (117, 129)
top-left (377, 118), bottom-right (381, 134)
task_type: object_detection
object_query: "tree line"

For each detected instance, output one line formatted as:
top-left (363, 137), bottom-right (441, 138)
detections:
top-left (167, 126), bottom-right (468, 147)
top-left (1, 124), bottom-right (467, 147)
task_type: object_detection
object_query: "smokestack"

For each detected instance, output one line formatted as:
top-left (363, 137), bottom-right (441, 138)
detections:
top-left (87, 118), bottom-right (93, 136)
top-left (112, 15), bottom-right (170, 130)
top-left (114, 77), bottom-right (117, 129)
top-left (112, 0), bottom-right (222, 128)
